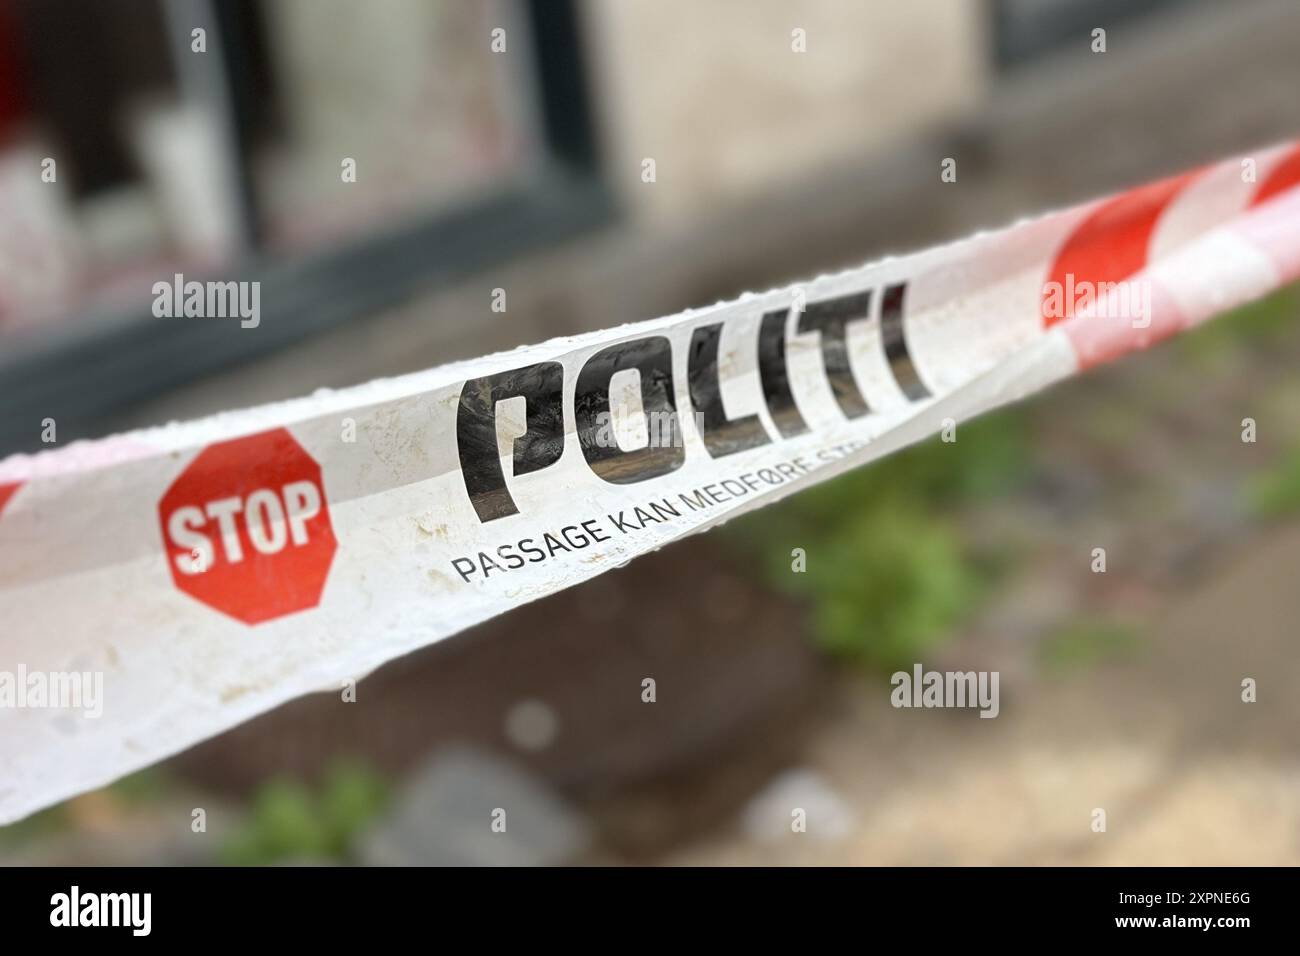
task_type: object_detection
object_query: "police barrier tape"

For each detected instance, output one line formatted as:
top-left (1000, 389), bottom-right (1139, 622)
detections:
top-left (2, 143), bottom-right (1300, 822)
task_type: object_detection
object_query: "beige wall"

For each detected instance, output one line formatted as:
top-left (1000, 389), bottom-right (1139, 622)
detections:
top-left (582, 0), bottom-right (988, 224)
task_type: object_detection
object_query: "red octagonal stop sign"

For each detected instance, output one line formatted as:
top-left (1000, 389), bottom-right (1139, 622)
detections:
top-left (159, 428), bottom-right (337, 625)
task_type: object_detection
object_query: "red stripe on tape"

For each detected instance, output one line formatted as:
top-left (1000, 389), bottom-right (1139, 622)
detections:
top-left (1042, 170), bottom-right (1200, 327)
top-left (1253, 144), bottom-right (1300, 207)
top-left (0, 480), bottom-right (21, 517)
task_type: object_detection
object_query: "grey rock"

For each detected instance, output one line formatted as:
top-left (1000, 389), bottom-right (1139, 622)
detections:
top-left (359, 747), bottom-right (590, 866)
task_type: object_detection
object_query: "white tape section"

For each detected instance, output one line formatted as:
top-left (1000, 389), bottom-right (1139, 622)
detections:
top-left (2, 143), bottom-right (1299, 822)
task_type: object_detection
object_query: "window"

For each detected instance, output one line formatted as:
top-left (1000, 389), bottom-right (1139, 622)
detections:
top-left (0, 0), bottom-right (608, 454)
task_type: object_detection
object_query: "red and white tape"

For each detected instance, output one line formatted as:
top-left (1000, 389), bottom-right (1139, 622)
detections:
top-left (2, 142), bottom-right (1299, 822)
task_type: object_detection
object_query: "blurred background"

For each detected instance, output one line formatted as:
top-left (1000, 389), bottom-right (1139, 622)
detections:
top-left (4, 0), bottom-right (1300, 864)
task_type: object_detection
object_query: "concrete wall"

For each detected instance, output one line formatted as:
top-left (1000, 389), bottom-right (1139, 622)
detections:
top-left (582, 0), bottom-right (988, 224)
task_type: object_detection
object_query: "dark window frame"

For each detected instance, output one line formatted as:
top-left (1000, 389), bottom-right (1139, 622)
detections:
top-left (992, 0), bottom-right (1204, 69)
